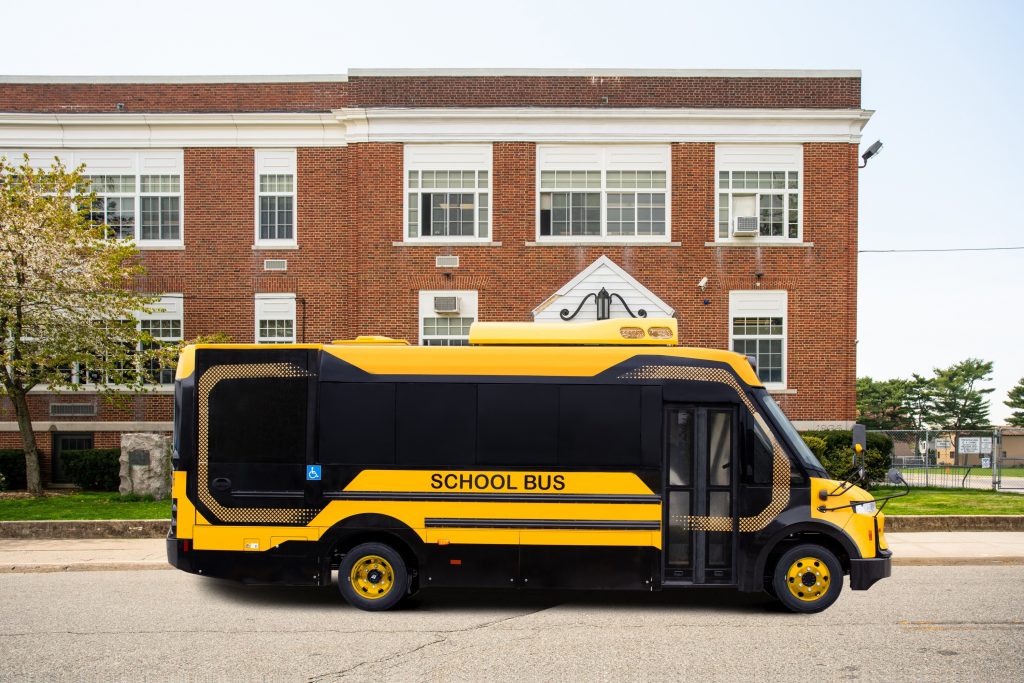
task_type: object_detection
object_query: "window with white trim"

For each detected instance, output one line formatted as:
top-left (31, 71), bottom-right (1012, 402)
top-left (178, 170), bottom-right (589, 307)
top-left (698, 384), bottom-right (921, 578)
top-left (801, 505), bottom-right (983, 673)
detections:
top-left (255, 150), bottom-right (297, 246)
top-left (729, 290), bottom-right (787, 389)
top-left (418, 290), bottom-right (477, 346)
top-left (255, 294), bottom-right (296, 344)
top-left (715, 144), bottom-right (802, 242)
top-left (405, 145), bottom-right (492, 242)
top-left (57, 294), bottom-right (183, 386)
top-left (536, 145), bottom-right (670, 242)
top-left (58, 150), bottom-right (184, 245)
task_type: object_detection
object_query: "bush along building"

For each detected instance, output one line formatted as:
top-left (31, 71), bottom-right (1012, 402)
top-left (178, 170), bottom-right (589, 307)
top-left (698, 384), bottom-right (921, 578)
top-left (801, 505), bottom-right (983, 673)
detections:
top-left (0, 69), bottom-right (871, 486)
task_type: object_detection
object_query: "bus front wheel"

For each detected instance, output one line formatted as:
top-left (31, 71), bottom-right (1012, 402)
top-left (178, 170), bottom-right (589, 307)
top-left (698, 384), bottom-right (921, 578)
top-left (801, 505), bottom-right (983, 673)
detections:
top-left (338, 542), bottom-right (408, 611)
top-left (770, 544), bottom-right (843, 613)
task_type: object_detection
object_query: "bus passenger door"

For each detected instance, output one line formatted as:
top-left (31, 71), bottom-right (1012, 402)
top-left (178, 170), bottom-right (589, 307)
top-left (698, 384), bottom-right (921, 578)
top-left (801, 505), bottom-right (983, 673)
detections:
top-left (663, 405), bottom-right (737, 585)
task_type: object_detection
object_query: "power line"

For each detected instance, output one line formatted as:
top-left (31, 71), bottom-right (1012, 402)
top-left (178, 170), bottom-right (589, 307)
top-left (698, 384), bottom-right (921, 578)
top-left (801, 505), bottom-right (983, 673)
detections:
top-left (860, 246), bottom-right (1024, 253)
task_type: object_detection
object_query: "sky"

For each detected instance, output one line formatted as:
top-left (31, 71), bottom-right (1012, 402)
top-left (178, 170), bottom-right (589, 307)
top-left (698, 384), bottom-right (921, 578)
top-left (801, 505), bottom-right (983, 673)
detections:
top-left (2, 0), bottom-right (1022, 422)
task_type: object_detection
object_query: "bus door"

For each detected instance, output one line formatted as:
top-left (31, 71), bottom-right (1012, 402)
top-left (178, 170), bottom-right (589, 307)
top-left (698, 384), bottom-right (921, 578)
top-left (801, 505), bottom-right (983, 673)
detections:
top-left (663, 405), bottom-right (737, 584)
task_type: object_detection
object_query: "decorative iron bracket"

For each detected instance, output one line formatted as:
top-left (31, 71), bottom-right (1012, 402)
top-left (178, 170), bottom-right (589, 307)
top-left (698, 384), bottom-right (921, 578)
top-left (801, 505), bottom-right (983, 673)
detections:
top-left (560, 287), bottom-right (648, 321)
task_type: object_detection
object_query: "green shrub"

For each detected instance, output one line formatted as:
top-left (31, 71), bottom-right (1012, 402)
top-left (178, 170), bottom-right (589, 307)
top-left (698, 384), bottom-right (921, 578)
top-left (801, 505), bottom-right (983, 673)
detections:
top-left (61, 449), bottom-right (121, 491)
top-left (800, 431), bottom-right (893, 488)
top-left (0, 471), bottom-right (6, 492)
top-left (0, 450), bottom-right (27, 490)
top-left (801, 436), bottom-right (827, 461)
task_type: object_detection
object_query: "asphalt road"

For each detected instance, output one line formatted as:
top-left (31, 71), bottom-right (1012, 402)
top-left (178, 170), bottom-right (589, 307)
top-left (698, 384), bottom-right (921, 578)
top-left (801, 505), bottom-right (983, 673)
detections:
top-left (1, 566), bottom-right (1022, 682)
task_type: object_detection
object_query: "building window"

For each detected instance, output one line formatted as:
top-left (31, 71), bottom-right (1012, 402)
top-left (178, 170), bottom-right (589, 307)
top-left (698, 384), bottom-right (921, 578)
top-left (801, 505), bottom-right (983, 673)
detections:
top-left (84, 173), bottom-right (181, 243)
top-left (255, 150), bottom-right (297, 246)
top-left (418, 290), bottom-right (477, 346)
top-left (58, 295), bottom-right (183, 386)
top-left (536, 145), bottom-right (670, 242)
top-left (729, 290), bottom-right (787, 389)
top-left (717, 171), bottom-right (800, 239)
top-left (255, 294), bottom-right (296, 344)
top-left (407, 170), bottom-right (489, 239)
top-left (404, 144), bottom-right (492, 243)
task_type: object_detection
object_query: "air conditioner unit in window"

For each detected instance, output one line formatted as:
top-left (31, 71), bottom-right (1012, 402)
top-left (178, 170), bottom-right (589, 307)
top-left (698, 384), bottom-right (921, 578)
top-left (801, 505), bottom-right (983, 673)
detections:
top-left (732, 216), bottom-right (759, 237)
top-left (433, 296), bottom-right (460, 314)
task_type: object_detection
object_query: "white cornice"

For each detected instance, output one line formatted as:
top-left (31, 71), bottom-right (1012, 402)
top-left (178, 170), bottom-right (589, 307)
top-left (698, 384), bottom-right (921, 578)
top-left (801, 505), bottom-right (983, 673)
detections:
top-left (333, 107), bottom-right (874, 144)
top-left (0, 113), bottom-right (346, 148)
top-left (348, 68), bottom-right (861, 78)
top-left (0, 74), bottom-right (348, 84)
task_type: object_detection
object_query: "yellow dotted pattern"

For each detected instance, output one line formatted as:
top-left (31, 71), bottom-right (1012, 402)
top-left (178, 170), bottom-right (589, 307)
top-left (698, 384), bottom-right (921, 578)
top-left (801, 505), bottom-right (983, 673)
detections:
top-left (618, 365), bottom-right (791, 533)
top-left (197, 362), bottom-right (319, 525)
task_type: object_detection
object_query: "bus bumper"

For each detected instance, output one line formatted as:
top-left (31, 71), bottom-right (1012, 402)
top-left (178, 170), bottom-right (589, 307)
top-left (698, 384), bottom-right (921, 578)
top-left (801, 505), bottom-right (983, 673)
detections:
top-left (849, 550), bottom-right (892, 590)
top-left (166, 536), bottom-right (324, 586)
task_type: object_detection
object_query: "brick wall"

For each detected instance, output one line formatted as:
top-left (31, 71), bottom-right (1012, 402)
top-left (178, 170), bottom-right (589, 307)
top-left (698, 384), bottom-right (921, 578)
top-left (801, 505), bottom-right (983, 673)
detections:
top-left (0, 75), bottom-right (861, 113)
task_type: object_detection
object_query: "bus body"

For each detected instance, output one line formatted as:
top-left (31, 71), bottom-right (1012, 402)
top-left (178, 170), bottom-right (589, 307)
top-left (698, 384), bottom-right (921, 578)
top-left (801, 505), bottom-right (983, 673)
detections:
top-left (167, 318), bottom-right (891, 612)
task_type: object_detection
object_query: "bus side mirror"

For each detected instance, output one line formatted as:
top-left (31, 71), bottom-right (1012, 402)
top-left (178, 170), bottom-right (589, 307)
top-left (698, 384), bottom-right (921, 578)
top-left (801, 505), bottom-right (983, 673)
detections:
top-left (852, 424), bottom-right (867, 466)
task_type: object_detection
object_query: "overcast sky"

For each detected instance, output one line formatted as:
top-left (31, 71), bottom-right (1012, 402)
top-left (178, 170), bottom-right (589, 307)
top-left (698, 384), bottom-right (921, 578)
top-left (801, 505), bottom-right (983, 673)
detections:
top-left (3, 0), bottom-right (1022, 423)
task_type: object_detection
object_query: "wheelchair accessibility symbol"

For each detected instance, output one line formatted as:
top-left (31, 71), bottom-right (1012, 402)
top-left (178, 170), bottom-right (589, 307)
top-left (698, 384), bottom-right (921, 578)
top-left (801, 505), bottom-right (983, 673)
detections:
top-left (306, 465), bottom-right (322, 481)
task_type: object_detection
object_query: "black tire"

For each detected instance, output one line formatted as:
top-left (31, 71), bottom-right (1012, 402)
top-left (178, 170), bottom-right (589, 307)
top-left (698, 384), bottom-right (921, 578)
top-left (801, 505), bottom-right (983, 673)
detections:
top-left (338, 542), bottom-right (408, 611)
top-left (771, 544), bottom-right (843, 613)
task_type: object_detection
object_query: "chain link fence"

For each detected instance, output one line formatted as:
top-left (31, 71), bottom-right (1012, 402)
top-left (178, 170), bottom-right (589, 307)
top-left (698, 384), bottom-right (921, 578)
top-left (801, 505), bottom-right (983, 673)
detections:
top-left (869, 429), bottom-right (1024, 492)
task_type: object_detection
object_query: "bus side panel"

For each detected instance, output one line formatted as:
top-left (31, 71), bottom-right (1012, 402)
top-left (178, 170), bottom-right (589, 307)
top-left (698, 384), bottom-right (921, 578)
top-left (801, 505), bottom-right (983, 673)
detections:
top-left (520, 546), bottom-right (656, 590)
top-left (185, 541), bottom-right (323, 586)
top-left (423, 543), bottom-right (520, 588)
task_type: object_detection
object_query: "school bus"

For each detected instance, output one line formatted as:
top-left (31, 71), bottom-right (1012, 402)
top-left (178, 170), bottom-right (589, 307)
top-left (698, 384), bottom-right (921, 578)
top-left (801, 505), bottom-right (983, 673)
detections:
top-left (166, 318), bottom-right (891, 612)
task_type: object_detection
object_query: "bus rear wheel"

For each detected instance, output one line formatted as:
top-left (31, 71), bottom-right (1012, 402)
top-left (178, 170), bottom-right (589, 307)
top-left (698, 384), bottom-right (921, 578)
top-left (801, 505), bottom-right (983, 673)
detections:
top-left (339, 542), bottom-right (408, 611)
top-left (771, 544), bottom-right (842, 613)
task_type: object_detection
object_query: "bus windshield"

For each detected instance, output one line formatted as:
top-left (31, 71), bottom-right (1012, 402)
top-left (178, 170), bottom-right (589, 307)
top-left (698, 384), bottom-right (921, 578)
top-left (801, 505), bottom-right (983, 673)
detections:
top-left (760, 394), bottom-right (828, 475)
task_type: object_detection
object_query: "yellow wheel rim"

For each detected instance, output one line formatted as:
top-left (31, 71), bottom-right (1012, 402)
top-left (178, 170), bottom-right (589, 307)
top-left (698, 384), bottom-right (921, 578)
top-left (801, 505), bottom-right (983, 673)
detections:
top-left (785, 556), bottom-right (830, 602)
top-left (349, 555), bottom-right (395, 600)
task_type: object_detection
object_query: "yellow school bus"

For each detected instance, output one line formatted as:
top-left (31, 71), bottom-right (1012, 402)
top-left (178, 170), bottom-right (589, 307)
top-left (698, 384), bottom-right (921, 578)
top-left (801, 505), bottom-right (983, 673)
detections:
top-left (166, 318), bottom-right (891, 612)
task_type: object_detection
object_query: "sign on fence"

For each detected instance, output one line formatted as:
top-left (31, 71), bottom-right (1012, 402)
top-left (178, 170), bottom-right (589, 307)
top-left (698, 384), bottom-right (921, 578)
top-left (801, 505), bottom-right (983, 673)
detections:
top-left (982, 456), bottom-right (992, 468)
top-left (959, 437), bottom-right (981, 454)
top-left (935, 438), bottom-right (952, 450)
top-left (980, 437), bottom-right (993, 455)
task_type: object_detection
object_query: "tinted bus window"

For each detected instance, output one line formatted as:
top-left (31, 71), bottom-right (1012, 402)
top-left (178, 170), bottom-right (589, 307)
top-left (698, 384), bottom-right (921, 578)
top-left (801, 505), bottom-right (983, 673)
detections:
top-left (396, 383), bottom-right (476, 466)
top-left (319, 383), bottom-right (396, 465)
top-left (558, 385), bottom-right (642, 466)
top-left (208, 377), bottom-right (307, 465)
top-left (477, 384), bottom-right (559, 466)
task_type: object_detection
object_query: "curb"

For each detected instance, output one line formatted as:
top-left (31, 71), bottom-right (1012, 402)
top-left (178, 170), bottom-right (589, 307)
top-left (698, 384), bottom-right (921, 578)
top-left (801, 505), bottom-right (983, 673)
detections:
top-left (0, 562), bottom-right (172, 574)
top-left (886, 516), bottom-right (1024, 532)
top-left (0, 520), bottom-right (169, 539)
top-left (1, 516), bottom-right (1023, 539)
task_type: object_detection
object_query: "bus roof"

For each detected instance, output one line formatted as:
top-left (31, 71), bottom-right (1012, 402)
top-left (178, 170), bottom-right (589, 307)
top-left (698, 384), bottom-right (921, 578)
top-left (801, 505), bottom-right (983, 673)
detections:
top-left (177, 319), bottom-right (761, 386)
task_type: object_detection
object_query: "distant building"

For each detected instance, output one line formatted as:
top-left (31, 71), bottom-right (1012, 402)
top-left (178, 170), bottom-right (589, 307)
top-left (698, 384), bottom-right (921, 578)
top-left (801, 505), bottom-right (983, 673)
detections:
top-left (0, 69), bottom-right (871, 484)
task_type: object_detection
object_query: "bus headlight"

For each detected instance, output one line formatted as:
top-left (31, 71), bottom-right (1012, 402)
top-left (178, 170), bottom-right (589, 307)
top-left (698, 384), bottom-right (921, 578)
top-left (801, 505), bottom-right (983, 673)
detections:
top-left (853, 500), bottom-right (877, 515)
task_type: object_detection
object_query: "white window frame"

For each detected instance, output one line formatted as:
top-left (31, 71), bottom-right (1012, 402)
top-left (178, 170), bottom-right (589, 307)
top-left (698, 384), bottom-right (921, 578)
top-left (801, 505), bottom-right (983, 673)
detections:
top-left (137, 294), bottom-right (184, 385)
top-left (255, 294), bottom-right (297, 344)
top-left (0, 149), bottom-right (185, 249)
top-left (52, 294), bottom-right (184, 388)
top-left (418, 290), bottom-right (478, 346)
top-left (715, 144), bottom-right (803, 244)
top-left (535, 144), bottom-right (671, 243)
top-left (254, 149), bottom-right (298, 248)
top-left (729, 290), bottom-right (788, 390)
top-left (404, 144), bottom-right (493, 244)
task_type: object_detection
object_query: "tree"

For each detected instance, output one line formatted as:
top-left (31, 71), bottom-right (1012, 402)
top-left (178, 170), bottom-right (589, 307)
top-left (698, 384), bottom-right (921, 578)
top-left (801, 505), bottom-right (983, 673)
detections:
top-left (1006, 377), bottom-right (1024, 427)
top-left (903, 373), bottom-right (934, 430)
top-left (927, 358), bottom-right (995, 431)
top-left (856, 376), bottom-right (914, 430)
top-left (0, 155), bottom-right (158, 495)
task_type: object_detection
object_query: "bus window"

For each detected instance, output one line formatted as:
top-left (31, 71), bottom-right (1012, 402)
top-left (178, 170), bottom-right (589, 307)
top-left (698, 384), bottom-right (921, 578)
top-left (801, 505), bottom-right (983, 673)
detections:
top-left (477, 384), bottom-right (558, 466)
top-left (207, 376), bottom-right (308, 493)
top-left (668, 409), bottom-right (693, 486)
top-left (319, 383), bottom-right (396, 465)
top-left (396, 383), bottom-right (476, 466)
top-left (558, 385), bottom-right (642, 467)
top-left (744, 421), bottom-right (774, 486)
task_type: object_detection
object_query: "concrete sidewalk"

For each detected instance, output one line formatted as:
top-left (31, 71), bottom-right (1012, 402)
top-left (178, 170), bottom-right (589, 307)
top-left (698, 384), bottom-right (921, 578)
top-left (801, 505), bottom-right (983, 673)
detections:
top-left (2, 532), bottom-right (1024, 573)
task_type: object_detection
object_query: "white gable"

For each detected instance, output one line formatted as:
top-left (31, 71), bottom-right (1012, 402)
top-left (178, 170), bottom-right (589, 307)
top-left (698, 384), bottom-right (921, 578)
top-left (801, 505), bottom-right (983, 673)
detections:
top-left (532, 255), bottom-right (674, 322)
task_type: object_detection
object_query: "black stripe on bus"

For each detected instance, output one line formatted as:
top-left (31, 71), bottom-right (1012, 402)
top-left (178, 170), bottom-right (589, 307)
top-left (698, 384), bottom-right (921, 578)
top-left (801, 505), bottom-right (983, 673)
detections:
top-left (423, 518), bottom-right (661, 531)
top-left (323, 491), bottom-right (661, 504)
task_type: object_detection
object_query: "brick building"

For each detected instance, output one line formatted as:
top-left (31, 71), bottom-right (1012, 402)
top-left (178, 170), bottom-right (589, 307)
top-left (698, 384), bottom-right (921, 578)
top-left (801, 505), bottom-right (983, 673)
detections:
top-left (0, 69), bottom-right (872, 485)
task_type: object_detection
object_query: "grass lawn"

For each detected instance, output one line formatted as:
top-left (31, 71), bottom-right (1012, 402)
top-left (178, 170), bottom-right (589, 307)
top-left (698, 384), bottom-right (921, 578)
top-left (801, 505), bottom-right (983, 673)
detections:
top-left (901, 467), bottom-right (1024, 478)
top-left (0, 491), bottom-right (170, 520)
top-left (871, 487), bottom-right (1024, 516)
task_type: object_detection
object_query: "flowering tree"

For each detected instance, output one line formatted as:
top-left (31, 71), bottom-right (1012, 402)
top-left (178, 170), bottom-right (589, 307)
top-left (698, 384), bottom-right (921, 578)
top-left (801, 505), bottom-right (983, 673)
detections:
top-left (0, 155), bottom-right (159, 495)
